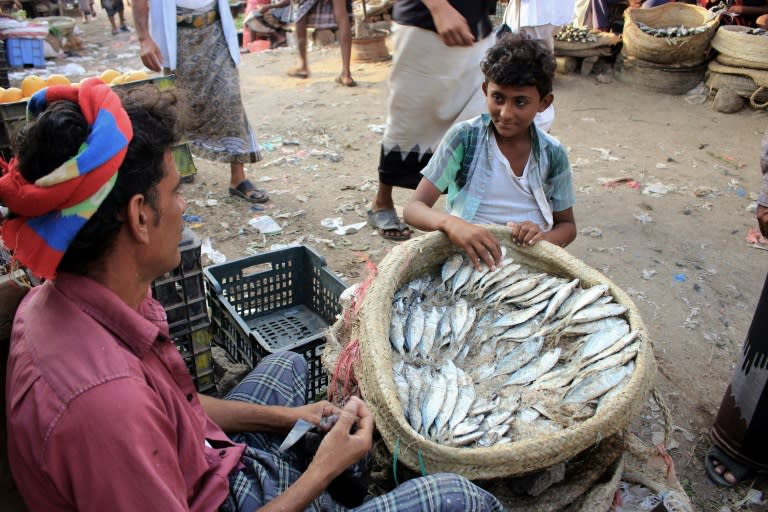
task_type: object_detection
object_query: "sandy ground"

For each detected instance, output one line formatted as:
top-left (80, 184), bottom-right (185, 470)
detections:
top-left (4, 7), bottom-right (768, 511)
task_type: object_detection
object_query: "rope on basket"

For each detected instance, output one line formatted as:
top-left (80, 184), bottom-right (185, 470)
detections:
top-left (391, 438), bottom-right (428, 486)
top-left (751, 86), bottom-right (768, 109)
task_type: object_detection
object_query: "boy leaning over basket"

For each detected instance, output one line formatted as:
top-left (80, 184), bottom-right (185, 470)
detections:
top-left (403, 34), bottom-right (576, 270)
top-left (0, 80), bottom-right (505, 511)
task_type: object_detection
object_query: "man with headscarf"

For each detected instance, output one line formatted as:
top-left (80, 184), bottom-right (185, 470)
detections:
top-left (0, 79), bottom-right (505, 512)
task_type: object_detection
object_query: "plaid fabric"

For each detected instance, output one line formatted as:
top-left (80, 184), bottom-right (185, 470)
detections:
top-left (292, 0), bottom-right (352, 29)
top-left (220, 353), bottom-right (506, 511)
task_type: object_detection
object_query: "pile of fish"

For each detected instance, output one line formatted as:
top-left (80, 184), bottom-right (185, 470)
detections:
top-left (554, 25), bottom-right (599, 43)
top-left (746, 27), bottom-right (768, 36)
top-left (390, 251), bottom-right (640, 449)
top-left (634, 21), bottom-right (710, 38)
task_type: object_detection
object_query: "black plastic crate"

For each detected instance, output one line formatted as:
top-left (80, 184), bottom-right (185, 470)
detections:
top-left (152, 227), bottom-right (209, 339)
top-left (203, 246), bottom-right (347, 401)
top-left (174, 327), bottom-right (216, 394)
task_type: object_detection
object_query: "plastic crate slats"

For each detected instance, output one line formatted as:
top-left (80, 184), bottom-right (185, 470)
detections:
top-left (203, 246), bottom-right (346, 402)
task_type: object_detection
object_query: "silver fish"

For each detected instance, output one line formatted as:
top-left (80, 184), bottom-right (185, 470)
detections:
top-left (578, 322), bottom-right (630, 360)
top-left (504, 348), bottom-right (562, 386)
top-left (580, 341), bottom-right (639, 376)
top-left (506, 276), bottom-right (562, 305)
top-left (540, 278), bottom-right (580, 324)
top-left (570, 303), bottom-right (627, 324)
top-left (434, 361), bottom-right (459, 438)
top-left (563, 363), bottom-right (632, 404)
top-left (389, 312), bottom-right (406, 354)
top-left (470, 395), bottom-right (500, 416)
top-left (447, 430), bottom-right (485, 447)
top-left (482, 409), bottom-right (514, 429)
top-left (416, 306), bottom-right (442, 358)
top-left (491, 302), bottom-right (548, 331)
top-left (557, 283), bottom-right (609, 321)
top-left (477, 424), bottom-right (511, 447)
top-left (452, 415), bottom-right (483, 437)
top-left (476, 260), bottom-right (519, 295)
top-left (562, 316), bottom-right (626, 335)
top-left (404, 306), bottom-right (426, 353)
top-left (493, 336), bottom-right (544, 378)
top-left (421, 370), bottom-right (447, 434)
top-left (451, 264), bottom-right (474, 296)
top-left (496, 273), bottom-right (548, 304)
top-left (441, 253), bottom-right (465, 287)
top-left (448, 370), bottom-right (475, 430)
top-left (582, 330), bottom-right (639, 367)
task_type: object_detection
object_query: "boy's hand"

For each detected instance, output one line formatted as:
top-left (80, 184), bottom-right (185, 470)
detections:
top-left (442, 217), bottom-right (501, 270)
top-left (507, 221), bottom-right (544, 247)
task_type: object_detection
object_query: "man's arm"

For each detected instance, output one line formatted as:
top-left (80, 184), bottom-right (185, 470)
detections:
top-left (421, 0), bottom-right (475, 46)
top-left (198, 394), bottom-right (339, 434)
top-left (404, 178), bottom-right (502, 270)
top-left (132, 0), bottom-right (163, 71)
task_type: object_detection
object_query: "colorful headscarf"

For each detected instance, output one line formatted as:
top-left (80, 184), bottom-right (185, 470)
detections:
top-left (0, 77), bottom-right (133, 280)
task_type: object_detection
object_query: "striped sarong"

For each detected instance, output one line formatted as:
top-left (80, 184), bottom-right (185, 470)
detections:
top-left (175, 21), bottom-right (261, 164)
top-left (220, 352), bottom-right (506, 511)
top-left (711, 273), bottom-right (768, 471)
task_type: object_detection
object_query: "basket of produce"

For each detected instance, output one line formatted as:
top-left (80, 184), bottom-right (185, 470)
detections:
top-left (711, 25), bottom-right (768, 69)
top-left (355, 227), bottom-right (656, 480)
top-left (621, 2), bottom-right (719, 66)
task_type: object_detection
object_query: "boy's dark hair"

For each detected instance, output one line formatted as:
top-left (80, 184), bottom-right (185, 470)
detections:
top-left (16, 84), bottom-right (185, 275)
top-left (480, 33), bottom-right (556, 99)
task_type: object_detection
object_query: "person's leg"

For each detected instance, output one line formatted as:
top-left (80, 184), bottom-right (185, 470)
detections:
top-left (291, 17), bottom-right (310, 76)
top-left (108, 14), bottom-right (118, 34)
top-left (118, 8), bottom-right (128, 30)
top-left (225, 352), bottom-right (308, 408)
top-left (229, 162), bottom-right (269, 202)
top-left (331, 0), bottom-right (353, 85)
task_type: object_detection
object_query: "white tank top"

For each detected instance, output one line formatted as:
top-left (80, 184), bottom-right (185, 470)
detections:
top-left (470, 134), bottom-right (549, 230)
top-left (176, 0), bottom-right (215, 10)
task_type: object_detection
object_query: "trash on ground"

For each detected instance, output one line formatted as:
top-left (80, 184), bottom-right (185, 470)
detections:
top-left (706, 151), bottom-right (747, 169)
top-left (273, 209), bottom-right (305, 219)
top-left (634, 213), bottom-right (653, 224)
top-left (206, 199), bottom-right (218, 207)
top-left (368, 124), bottom-right (385, 134)
top-left (248, 215), bottom-right (282, 235)
top-left (591, 147), bottom-right (619, 161)
top-left (674, 273), bottom-right (687, 282)
top-left (599, 177), bottom-right (641, 190)
top-left (693, 186), bottom-right (717, 197)
top-left (642, 183), bottom-right (672, 197)
top-left (321, 217), bottom-right (344, 230)
top-left (201, 237), bottom-right (226, 265)
top-left (642, 269), bottom-right (657, 280)
top-left (182, 214), bottom-right (202, 223)
top-left (580, 226), bottom-right (603, 238)
top-left (296, 195), bottom-right (309, 203)
top-left (333, 221), bottom-right (367, 236)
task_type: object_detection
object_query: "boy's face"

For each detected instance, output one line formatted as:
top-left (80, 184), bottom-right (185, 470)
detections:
top-left (482, 81), bottom-right (553, 139)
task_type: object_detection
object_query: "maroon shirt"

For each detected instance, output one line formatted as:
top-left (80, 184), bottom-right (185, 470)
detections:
top-left (6, 274), bottom-right (245, 511)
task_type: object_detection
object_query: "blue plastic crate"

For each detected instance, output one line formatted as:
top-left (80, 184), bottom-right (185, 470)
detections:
top-left (5, 38), bottom-right (45, 68)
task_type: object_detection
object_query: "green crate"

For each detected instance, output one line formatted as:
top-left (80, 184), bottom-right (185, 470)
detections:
top-left (203, 246), bottom-right (347, 401)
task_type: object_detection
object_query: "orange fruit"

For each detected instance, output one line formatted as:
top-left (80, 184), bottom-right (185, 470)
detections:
top-left (20, 75), bottom-right (46, 98)
top-left (100, 69), bottom-right (121, 84)
top-left (123, 70), bottom-right (150, 83)
top-left (0, 87), bottom-right (24, 103)
top-left (110, 74), bottom-right (127, 86)
top-left (46, 74), bottom-right (70, 86)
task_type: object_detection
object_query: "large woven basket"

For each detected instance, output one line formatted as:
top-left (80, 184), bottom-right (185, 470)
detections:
top-left (711, 25), bottom-right (768, 69)
top-left (622, 3), bottom-right (719, 66)
top-left (615, 53), bottom-right (707, 95)
top-left (356, 227), bottom-right (656, 480)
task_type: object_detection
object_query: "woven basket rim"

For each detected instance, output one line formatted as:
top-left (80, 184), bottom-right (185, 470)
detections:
top-left (622, 3), bottom-right (719, 66)
top-left (712, 25), bottom-right (768, 66)
top-left (709, 60), bottom-right (768, 87)
top-left (357, 227), bottom-right (657, 480)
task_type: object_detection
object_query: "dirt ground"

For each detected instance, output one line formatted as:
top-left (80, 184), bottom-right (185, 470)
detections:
top-left (5, 7), bottom-right (768, 511)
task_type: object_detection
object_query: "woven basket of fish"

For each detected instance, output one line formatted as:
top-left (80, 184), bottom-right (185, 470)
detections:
top-left (712, 25), bottom-right (768, 69)
top-left (355, 227), bottom-right (656, 480)
top-left (554, 26), bottom-right (620, 52)
top-left (621, 2), bottom-right (719, 67)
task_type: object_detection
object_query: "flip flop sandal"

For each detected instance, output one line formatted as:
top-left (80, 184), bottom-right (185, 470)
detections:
top-left (335, 75), bottom-right (357, 87)
top-left (367, 209), bottom-right (411, 241)
top-left (229, 179), bottom-right (270, 203)
top-left (705, 445), bottom-right (755, 488)
top-left (286, 68), bottom-right (309, 79)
